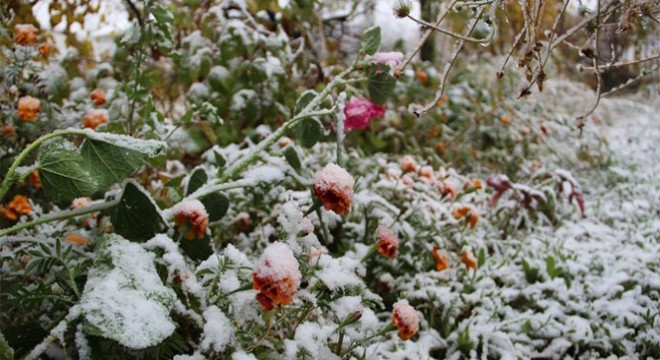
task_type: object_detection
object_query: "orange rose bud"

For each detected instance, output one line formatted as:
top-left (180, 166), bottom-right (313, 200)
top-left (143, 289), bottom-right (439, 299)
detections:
top-left (313, 163), bottom-right (355, 216)
top-left (392, 299), bottom-right (420, 340)
top-left (17, 96), bottom-right (41, 121)
top-left (172, 199), bottom-right (209, 240)
top-left (432, 247), bottom-right (449, 271)
top-left (30, 170), bottom-right (42, 189)
top-left (82, 109), bottom-right (109, 130)
top-left (461, 248), bottom-right (478, 270)
top-left (376, 225), bottom-right (399, 259)
top-left (1, 125), bottom-right (15, 137)
top-left (253, 242), bottom-right (301, 311)
top-left (89, 88), bottom-right (106, 106)
top-left (65, 234), bottom-right (89, 246)
top-left (452, 204), bottom-right (479, 230)
top-left (400, 156), bottom-right (418, 173)
top-left (38, 42), bottom-right (52, 56)
top-left (14, 24), bottom-right (38, 45)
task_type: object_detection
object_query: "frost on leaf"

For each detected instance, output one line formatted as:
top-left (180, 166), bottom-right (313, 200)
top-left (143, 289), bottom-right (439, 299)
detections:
top-left (79, 234), bottom-right (177, 349)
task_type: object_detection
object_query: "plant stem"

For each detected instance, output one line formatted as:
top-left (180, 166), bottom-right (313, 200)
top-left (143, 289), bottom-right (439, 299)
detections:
top-left (0, 129), bottom-right (86, 202)
top-left (0, 198), bottom-right (119, 237)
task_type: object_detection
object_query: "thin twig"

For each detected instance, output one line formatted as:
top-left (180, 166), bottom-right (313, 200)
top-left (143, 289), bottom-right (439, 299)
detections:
top-left (405, 14), bottom-right (496, 43)
top-left (576, 0), bottom-right (603, 129)
top-left (580, 54), bottom-right (660, 72)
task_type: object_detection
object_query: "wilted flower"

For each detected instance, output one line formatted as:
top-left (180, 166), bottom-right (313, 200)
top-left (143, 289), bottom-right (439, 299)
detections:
top-left (463, 178), bottom-right (483, 191)
top-left (17, 96), bottom-right (40, 121)
top-left (461, 248), bottom-right (478, 270)
top-left (1, 125), bottom-right (15, 137)
top-left (393, 0), bottom-right (413, 18)
top-left (486, 174), bottom-right (513, 207)
top-left (172, 199), bottom-right (209, 240)
top-left (252, 242), bottom-right (302, 311)
top-left (400, 155), bottom-right (418, 173)
top-left (313, 163), bottom-right (355, 216)
top-left (38, 42), bottom-right (52, 56)
top-left (376, 225), bottom-right (399, 259)
top-left (82, 109), bottom-right (109, 130)
top-left (392, 299), bottom-right (419, 340)
top-left (439, 179), bottom-right (457, 199)
top-left (367, 51), bottom-right (404, 68)
top-left (419, 166), bottom-right (435, 182)
top-left (343, 97), bottom-right (385, 132)
top-left (452, 204), bottom-right (479, 230)
top-left (90, 88), bottom-right (107, 106)
top-left (432, 247), bottom-right (449, 271)
top-left (0, 195), bottom-right (32, 221)
top-left (14, 24), bottom-right (38, 45)
top-left (65, 234), bottom-right (89, 246)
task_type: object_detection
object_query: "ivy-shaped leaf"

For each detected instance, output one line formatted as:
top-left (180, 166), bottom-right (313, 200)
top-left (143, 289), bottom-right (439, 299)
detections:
top-left (360, 26), bottom-right (381, 55)
top-left (108, 181), bottom-right (166, 242)
top-left (38, 139), bottom-right (98, 200)
top-left (367, 64), bottom-right (396, 105)
top-left (81, 140), bottom-right (152, 190)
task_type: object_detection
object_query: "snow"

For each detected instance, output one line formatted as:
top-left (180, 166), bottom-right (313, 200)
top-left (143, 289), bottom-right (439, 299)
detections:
top-left (78, 235), bottom-right (176, 349)
top-left (82, 129), bottom-right (167, 156)
top-left (170, 199), bottom-right (208, 220)
top-left (313, 163), bottom-right (355, 194)
top-left (200, 306), bottom-right (233, 353)
top-left (253, 242), bottom-right (301, 287)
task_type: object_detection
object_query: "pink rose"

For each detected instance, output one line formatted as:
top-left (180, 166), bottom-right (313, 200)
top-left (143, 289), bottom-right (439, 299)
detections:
top-left (367, 51), bottom-right (404, 68)
top-left (343, 97), bottom-right (385, 131)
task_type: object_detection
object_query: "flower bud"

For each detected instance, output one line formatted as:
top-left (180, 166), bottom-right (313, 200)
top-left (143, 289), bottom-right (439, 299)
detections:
top-left (376, 225), bottom-right (399, 259)
top-left (17, 96), bottom-right (40, 121)
top-left (392, 299), bottom-right (419, 340)
top-left (313, 163), bottom-right (355, 216)
top-left (82, 108), bottom-right (109, 130)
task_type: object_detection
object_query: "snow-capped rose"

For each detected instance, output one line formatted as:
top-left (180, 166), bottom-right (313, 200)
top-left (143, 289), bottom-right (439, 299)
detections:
top-left (367, 51), bottom-right (404, 68)
top-left (14, 24), bottom-right (38, 45)
top-left (171, 199), bottom-right (209, 240)
top-left (343, 97), bottom-right (385, 132)
top-left (252, 242), bottom-right (302, 311)
top-left (376, 225), bottom-right (399, 259)
top-left (313, 163), bottom-right (355, 216)
top-left (392, 299), bottom-right (420, 340)
top-left (90, 88), bottom-right (107, 106)
top-left (17, 96), bottom-right (40, 121)
top-left (82, 108), bottom-right (109, 130)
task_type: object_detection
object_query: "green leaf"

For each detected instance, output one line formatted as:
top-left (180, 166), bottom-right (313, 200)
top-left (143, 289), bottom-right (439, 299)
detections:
top-left (284, 146), bottom-right (302, 171)
top-left (80, 140), bottom-right (152, 190)
top-left (151, 6), bottom-right (174, 23)
top-left (295, 90), bottom-right (318, 113)
top-left (201, 193), bottom-right (229, 222)
top-left (109, 181), bottom-right (166, 242)
top-left (546, 256), bottom-right (557, 279)
top-left (120, 21), bottom-right (141, 45)
top-left (478, 248), bottom-right (486, 267)
top-left (522, 259), bottom-right (539, 283)
top-left (296, 118), bottom-right (323, 148)
top-left (0, 331), bottom-right (14, 360)
top-left (38, 139), bottom-right (98, 200)
top-left (185, 167), bottom-right (208, 196)
top-left (213, 150), bottom-right (227, 167)
top-left (367, 64), bottom-right (396, 104)
top-left (360, 26), bottom-right (381, 55)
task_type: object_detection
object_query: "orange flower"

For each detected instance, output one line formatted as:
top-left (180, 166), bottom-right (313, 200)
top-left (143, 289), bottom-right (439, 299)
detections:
top-left (65, 234), bottom-right (89, 246)
top-left (400, 155), bottom-right (418, 173)
top-left (1, 125), bottom-right (15, 137)
top-left (14, 24), bottom-right (38, 45)
top-left (452, 204), bottom-right (479, 230)
top-left (419, 166), bottom-right (435, 182)
top-left (89, 88), bottom-right (106, 106)
top-left (415, 70), bottom-right (428, 84)
top-left (500, 115), bottom-right (512, 125)
top-left (313, 163), bottom-right (354, 216)
top-left (439, 179), bottom-right (457, 199)
top-left (392, 299), bottom-right (419, 340)
top-left (1, 195), bottom-right (32, 221)
top-left (172, 199), bottom-right (209, 240)
top-left (432, 247), bottom-right (449, 271)
top-left (17, 96), bottom-right (40, 121)
top-left (82, 109), bottom-right (109, 130)
top-left (0, 207), bottom-right (17, 221)
top-left (253, 242), bottom-right (301, 311)
top-left (29, 170), bottom-right (41, 189)
top-left (376, 225), bottom-right (399, 259)
top-left (463, 178), bottom-right (483, 191)
top-left (461, 248), bottom-right (478, 270)
top-left (38, 42), bottom-right (52, 56)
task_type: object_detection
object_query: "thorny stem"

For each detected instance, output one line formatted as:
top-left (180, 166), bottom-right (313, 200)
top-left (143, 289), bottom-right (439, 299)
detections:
top-left (0, 198), bottom-right (119, 237)
top-left (394, 0), bottom-right (460, 77)
top-left (0, 129), bottom-right (86, 202)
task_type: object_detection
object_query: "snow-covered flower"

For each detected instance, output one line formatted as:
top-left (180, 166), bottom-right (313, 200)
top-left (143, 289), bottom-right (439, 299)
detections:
top-left (392, 299), bottom-right (419, 340)
top-left (14, 24), bottom-right (38, 45)
top-left (419, 165), bottom-right (435, 182)
top-left (367, 51), bottom-right (404, 68)
top-left (313, 163), bottom-right (355, 216)
top-left (343, 97), bottom-right (385, 132)
top-left (172, 199), bottom-right (209, 240)
top-left (400, 155), bottom-right (418, 173)
top-left (439, 179), bottom-right (457, 199)
top-left (376, 225), bottom-right (399, 259)
top-left (65, 233), bottom-right (89, 246)
top-left (38, 42), bottom-right (52, 56)
top-left (432, 247), bottom-right (449, 271)
top-left (252, 242), bottom-right (302, 311)
top-left (82, 109), bottom-right (109, 130)
top-left (486, 174), bottom-right (513, 207)
top-left (461, 248), bottom-right (478, 270)
top-left (452, 204), bottom-right (479, 230)
top-left (90, 89), bottom-right (107, 106)
top-left (463, 178), bottom-right (483, 190)
top-left (17, 96), bottom-right (40, 121)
